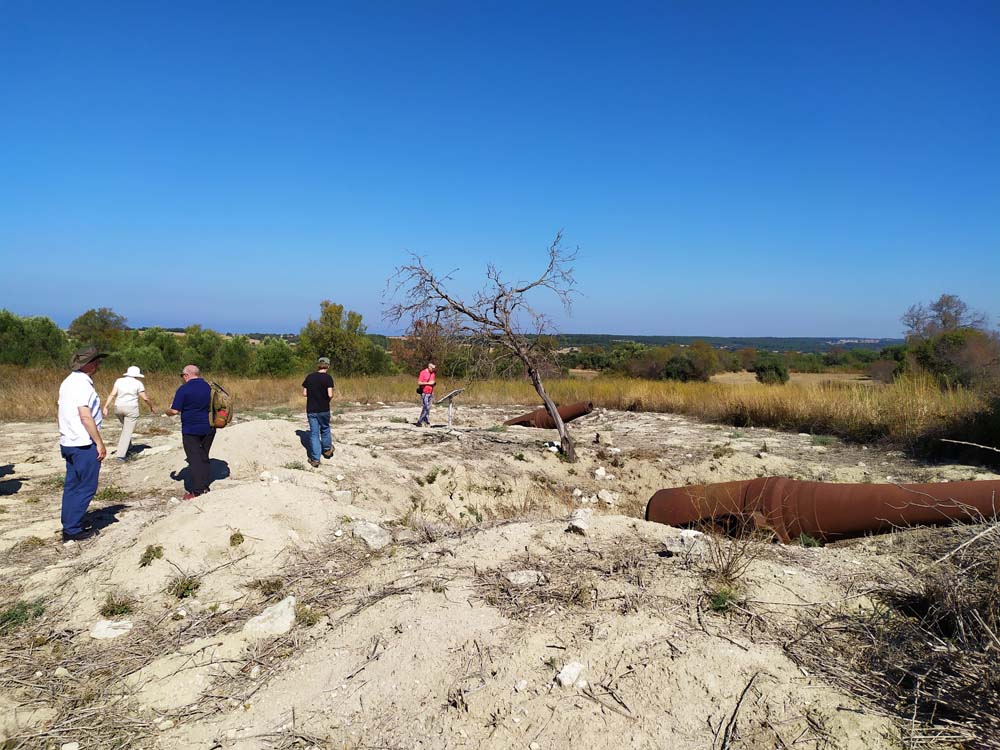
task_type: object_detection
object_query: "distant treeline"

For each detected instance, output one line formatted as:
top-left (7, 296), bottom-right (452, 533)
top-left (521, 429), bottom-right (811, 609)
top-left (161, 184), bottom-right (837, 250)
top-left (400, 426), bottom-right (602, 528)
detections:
top-left (555, 333), bottom-right (903, 353)
top-left (0, 303), bottom-right (396, 377)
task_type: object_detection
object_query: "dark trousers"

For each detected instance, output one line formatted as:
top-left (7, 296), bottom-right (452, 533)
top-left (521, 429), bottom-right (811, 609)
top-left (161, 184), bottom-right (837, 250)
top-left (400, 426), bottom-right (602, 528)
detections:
top-left (182, 431), bottom-right (216, 493)
top-left (60, 443), bottom-right (100, 535)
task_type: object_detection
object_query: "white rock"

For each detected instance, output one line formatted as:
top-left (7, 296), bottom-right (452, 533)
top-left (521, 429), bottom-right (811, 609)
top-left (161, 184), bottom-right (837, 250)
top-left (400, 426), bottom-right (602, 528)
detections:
top-left (53, 667), bottom-right (71, 678)
top-left (514, 679), bottom-right (528, 692)
top-left (336, 474), bottom-right (345, 481)
top-left (530, 743), bottom-right (541, 750)
top-left (597, 489), bottom-right (618, 506)
top-left (685, 453), bottom-right (693, 459)
top-left (556, 661), bottom-right (585, 687)
top-left (609, 447), bottom-right (622, 454)
top-left (259, 471), bottom-right (272, 482)
top-left (798, 433), bottom-right (811, 437)
top-left (567, 509), bottom-right (592, 535)
top-left (547, 445), bottom-right (559, 453)
top-left (572, 488), bottom-right (583, 498)
top-left (504, 570), bottom-right (546, 586)
top-left (243, 596), bottom-right (297, 639)
top-left (576, 679), bottom-right (589, 690)
top-left (350, 521), bottom-right (392, 550)
top-left (334, 529), bottom-right (343, 537)
top-left (250, 665), bottom-right (261, 679)
top-left (90, 619), bottom-right (133, 639)
top-left (331, 490), bottom-right (353, 503)
top-left (158, 719), bottom-right (175, 730)
top-left (594, 467), bottom-right (607, 479)
top-left (61, 743), bottom-right (80, 750)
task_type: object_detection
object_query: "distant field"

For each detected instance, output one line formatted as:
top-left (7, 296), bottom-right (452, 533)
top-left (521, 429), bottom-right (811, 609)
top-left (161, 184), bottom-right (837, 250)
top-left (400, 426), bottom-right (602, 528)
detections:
top-left (0, 366), bottom-right (982, 449)
top-left (711, 371), bottom-right (873, 386)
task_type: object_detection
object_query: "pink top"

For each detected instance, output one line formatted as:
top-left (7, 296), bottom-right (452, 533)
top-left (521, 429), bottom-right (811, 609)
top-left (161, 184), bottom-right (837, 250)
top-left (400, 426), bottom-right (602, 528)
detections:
top-left (418, 368), bottom-right (435, 395)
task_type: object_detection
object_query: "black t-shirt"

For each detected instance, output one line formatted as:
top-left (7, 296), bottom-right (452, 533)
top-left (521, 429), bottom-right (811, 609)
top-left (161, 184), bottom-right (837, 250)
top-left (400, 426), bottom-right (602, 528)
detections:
top-left (302, 372), bottom-right (334, 413)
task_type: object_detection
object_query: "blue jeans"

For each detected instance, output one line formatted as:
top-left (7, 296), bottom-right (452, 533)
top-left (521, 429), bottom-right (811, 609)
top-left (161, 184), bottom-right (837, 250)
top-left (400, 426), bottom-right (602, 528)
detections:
top-left (307, 412), bottom-right (332, 461)
top-left (60, 443), bottom-right (100, 535)
top-left (417, 393), bottom-right (433, 425)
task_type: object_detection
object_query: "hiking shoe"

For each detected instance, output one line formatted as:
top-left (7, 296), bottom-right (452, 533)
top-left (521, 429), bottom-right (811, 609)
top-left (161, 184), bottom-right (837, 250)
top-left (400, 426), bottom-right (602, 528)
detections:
top-left (322, 448), bottom-right (334, 459)
top-left (62, 528), bottom-right (99, 543)
top-left (308, 459), bottom-right (320, 468)
top-left (182, 491), bottom-right (203, 500)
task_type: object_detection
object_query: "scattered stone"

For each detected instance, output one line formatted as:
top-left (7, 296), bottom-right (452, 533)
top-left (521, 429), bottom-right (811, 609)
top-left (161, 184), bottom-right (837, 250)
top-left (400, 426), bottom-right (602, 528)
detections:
top-left (243, 596), bottom-right (297, 639)
top-left (798, 433), bottom-right (810, 437)
top-left (334, 529), bottom-right (343, 537)
top-left (812, 446), bottom-right (828, 454)
top-left (594, 467), bottom-right (607, 479)
top-left (567, 509), bottom-right (592, 535)
top-left (61, 743), bottom-right (79, 750)
top-left (336, 474), bottom-right (345, 481)
top-left (158, 719), bottom-right (175, 730)
top-left (514, 679), bottom-right (528, 693)
top-left (556, 661), bottom-right (585, 687)
top-left (250, 665), bottom-right (261, 679)
top-left (609, 447), bottom-right (622, 454)
top-left (504, 570), bottom-right (546, 587)
top-left (90, 619), bottom-right (133, 640)
top-left (572, 488), bottom-right (583, 498)
top-left (350, 521), bottom-right (392, 550)
top-left (53, 667), bottom-right (71, 678)
top-left (685, 453), bottom-right (693, 459)
top-left (597, 489), bottom-right (618, 506)
top-left (530, 743), bottom-right (541, 750)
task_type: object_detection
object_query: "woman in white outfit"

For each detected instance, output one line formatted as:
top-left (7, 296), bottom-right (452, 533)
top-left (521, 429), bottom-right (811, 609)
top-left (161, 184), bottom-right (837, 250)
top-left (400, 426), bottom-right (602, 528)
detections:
top-left (103, 366), bottom-right (155, 461)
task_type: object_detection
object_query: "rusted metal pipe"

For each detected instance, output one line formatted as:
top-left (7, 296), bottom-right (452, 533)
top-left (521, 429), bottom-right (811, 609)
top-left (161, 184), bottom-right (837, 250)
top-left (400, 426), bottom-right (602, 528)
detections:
top-left (645, 478), bottom-right (1000, 542)
top-left (503, 401), bottom-right (594, 429)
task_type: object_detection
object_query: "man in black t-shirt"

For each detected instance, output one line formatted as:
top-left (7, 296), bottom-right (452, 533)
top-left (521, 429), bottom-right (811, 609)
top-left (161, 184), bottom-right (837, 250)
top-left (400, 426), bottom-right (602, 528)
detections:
top-left (302, 357), bottom-right (335, 467)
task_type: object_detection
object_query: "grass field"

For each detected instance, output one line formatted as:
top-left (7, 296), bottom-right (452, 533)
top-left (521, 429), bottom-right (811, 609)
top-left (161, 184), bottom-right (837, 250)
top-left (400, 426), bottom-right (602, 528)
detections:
top-left (1, 365), bottom-right (987, 448)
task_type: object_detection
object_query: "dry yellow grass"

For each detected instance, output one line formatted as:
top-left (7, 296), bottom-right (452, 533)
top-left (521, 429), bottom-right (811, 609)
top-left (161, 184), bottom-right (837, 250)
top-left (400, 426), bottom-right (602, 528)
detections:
top-left (0, 365), bottom-right (985, 447)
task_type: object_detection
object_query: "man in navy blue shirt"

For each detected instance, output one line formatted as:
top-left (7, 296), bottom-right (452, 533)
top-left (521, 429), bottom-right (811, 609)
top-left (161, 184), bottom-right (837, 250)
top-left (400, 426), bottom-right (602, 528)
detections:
top-left (165, 364), bottom-right (215, 499)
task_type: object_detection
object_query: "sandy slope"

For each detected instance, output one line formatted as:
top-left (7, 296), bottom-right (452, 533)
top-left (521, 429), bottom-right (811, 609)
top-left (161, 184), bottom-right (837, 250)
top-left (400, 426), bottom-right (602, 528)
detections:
top-left (1, 403), bottom-right (996, 748)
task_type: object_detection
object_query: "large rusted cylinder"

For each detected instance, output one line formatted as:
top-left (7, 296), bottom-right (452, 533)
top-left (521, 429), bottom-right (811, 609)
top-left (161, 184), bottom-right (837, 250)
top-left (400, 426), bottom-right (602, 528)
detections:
top-left (504, 401), bottom-right (594, 429)
top-left (646, 478), bottom-right (1000, 542)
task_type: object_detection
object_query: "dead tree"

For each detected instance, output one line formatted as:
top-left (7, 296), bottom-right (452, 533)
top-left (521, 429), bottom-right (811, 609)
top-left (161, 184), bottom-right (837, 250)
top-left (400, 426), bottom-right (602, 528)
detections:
top-left (387, 232), bottom-right (579, 461)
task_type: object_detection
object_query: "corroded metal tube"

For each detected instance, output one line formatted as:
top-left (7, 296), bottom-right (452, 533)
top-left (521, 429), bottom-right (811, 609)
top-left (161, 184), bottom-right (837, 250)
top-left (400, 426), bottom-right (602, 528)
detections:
top-left (503, 401), bottom-right (594, 429)
top-left (645, 478), bottom-right (1000, 542)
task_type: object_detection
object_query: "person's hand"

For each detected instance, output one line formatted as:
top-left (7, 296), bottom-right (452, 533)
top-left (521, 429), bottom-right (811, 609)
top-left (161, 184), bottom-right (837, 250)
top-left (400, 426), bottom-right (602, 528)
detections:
top-left (102, 406), bottom-right (109, 417)
top-left (96, 443), bottom-right (107, 461)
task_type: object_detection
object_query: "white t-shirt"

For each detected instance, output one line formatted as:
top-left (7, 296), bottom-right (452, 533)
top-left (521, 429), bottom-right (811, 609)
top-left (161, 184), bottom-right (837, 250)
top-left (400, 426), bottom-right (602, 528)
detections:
top-left (112, 376), bottom-right (145, 411)
top-left (58, 371), bottom-right (102, 447)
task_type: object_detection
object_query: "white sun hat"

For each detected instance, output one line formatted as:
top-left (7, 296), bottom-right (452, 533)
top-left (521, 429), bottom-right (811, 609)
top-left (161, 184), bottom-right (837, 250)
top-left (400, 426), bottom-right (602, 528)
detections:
top-left (124, 366), bottom-right (145, 378)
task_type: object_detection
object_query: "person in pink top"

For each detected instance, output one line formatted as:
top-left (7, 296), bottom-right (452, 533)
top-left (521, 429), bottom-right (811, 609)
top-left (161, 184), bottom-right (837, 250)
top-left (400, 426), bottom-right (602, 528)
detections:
top-left (415, 362), bottom-right (436, 426)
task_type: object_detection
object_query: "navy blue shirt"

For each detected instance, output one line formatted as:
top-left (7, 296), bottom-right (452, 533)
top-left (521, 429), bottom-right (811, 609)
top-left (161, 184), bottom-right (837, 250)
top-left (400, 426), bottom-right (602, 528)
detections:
top-left (171, 378), bottom-right (213, 435)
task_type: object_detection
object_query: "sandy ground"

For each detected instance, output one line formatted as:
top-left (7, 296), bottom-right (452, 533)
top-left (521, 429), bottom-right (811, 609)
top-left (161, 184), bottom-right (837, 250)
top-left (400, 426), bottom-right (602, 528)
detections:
top-left (1, 402), bottom-right (996, 749)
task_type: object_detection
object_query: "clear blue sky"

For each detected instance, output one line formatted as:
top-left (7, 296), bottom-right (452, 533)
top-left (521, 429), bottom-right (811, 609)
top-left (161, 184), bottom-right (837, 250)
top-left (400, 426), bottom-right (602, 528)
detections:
top-left (2, 1), bottom-right (997, 337)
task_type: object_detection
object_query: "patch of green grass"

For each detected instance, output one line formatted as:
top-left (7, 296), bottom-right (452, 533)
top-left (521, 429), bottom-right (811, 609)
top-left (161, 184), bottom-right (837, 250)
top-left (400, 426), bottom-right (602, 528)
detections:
top-left (389, 416), bottom-right (408, 424)
top-left (424, 467), bottom-right (443, 485)
top-left (41, 476), bottom-right (64, 489)
top-left (139, 544), bottom-right (163, 567)
top-left (99, 591), bottom-right (135, 618)
top-left (229, 530), bottom-right (245, 547)
top-left (487, 425), bottom-right (507, 433)
top-left (461, 504), bottom-right (483, 524)
top-left (0, 599), bottom-right (44, 634)
top-left (95, 485), bottom-right (128, 502)
top-left (295, 603), bottom-right (320, 626)
top-left (166, 574), bottom-right (201, 599)
top-left (248, 577), bottom-right (285, 598)
top-left (708, 585), bottom-right (740, 613)
top-left (811, 434), bottom-right (834, 447)
top-left (282, 461), bottom-right (306, 471)
top-left (513, 452), bottom-right (526, 462)
top-left (797, 533), bottom-right (823, 548)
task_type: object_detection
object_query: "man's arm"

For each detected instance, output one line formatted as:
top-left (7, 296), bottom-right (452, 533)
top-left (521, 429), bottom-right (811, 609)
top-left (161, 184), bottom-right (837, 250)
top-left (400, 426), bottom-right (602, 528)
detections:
top-left (78, 406), bottom-right (107, 461)
top-left (165, 389), bottom-right (182, 416)
top-left (140, 390), bottom-right (154, 411)
top-left (303, 387), bottom-right (309, 398)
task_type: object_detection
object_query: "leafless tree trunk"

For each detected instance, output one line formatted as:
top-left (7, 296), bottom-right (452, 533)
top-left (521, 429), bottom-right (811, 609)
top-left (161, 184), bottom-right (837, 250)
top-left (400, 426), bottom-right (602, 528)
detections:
top-left (386, 232), bottom-right (579, 461)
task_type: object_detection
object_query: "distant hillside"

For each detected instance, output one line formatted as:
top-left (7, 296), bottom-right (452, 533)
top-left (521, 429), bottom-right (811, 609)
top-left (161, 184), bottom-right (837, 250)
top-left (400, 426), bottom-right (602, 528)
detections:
top-left (554, 334), bottom-right (904, 353)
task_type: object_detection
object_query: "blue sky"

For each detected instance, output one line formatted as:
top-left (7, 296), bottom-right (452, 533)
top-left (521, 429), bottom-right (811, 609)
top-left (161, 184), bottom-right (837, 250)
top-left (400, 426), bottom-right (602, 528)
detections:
top-left (2, 1), bottom-right (997, 337)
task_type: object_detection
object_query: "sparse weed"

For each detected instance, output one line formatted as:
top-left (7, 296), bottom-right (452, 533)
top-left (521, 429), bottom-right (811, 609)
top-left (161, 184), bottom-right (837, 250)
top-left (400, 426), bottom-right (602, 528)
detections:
top-left (166, 574), bottom-right (201, 599)
top-left (424, 467), bottom-right (443, 485)
top-left (295, 603), bottom-right (320, 626)
top-left (798, 533), bottom-right (822, 548)
top-left (41, 475), bottom-right (64, 489)
top-left (514, 452), bottom-right (526, 462)
top-left (708, 585), bottom-right (740, 613)
top-left (8, 536), bottom-right (46, 556)
top-left (95, 485), bottom-right (128, 502)
top-left (283, 461), bottom-right (306, 471)
top-left (99, 591), bottom-right (135, 618)
top-left (389, 417), bottom-right (408, 424)
top-left (461, 504), bottom-right (483, 525)
top-left (139, 544), bottom-right (163, 567)
top-left (229, 530), bottom-right (245, 547)
top-left (811, 434), bottom-right (834, 447)
top-left (24, 496), bottom-right (40, 504)
top-left (249, 577), bottom-right (285, 599)
top-left (0, 599), bottom-right (44, 633)
top-left (711, 444), bottom-right (734, 460)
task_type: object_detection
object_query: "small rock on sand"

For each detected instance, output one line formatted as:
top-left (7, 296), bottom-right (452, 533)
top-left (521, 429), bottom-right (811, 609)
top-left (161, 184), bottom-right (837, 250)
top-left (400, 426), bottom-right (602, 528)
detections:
top-left (243, 596), bottom-right (297, 639)
top-left (504, 570), bottom-right (546, 586)
top-left (90, 620), bottom-right (133, 640)
top-left (567, 509), bottom-right (592, 535)
top-left (350, 521), bottom-right (392, 550)
top-left (556, 661), bottom-right (584, 687)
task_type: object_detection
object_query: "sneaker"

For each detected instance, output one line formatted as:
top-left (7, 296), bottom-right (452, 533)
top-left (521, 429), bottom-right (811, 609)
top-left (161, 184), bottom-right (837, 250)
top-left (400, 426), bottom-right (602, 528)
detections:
top-left (308, 459), bottom-right (320, 468)
top-left (62, 528), bottom-right (99, 543)
top-left (322, 448), bottom-right (334, 459)
top-left (182, 491), bottom-right (203, 500)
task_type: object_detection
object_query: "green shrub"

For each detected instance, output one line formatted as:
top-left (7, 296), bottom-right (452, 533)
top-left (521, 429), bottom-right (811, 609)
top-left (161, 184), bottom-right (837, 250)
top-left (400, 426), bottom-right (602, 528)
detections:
top-left (0, 599), bottom-right (45, 633)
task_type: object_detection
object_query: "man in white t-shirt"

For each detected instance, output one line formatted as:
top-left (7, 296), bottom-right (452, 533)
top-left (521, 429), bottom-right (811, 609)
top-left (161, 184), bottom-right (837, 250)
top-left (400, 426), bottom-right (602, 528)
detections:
top-left (58, 346), bottom-right (107, 542)
top-left (103, 365), bottom-right (154, 461)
